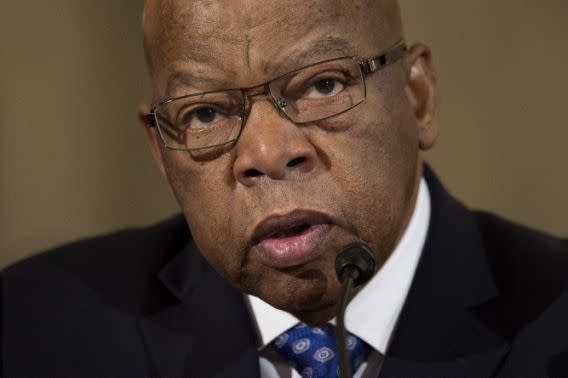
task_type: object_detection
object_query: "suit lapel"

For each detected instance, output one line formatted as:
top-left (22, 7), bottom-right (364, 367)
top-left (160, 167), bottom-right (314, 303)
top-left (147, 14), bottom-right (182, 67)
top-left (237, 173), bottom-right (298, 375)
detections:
top-left (139, 240), bottom-right (260, 378)
top-left (380, 166), bottom-right (510, 377)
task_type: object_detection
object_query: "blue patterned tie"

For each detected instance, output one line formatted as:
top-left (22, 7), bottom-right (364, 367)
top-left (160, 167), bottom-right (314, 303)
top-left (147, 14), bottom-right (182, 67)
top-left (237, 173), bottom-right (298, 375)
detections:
top-left (271, 323), bottom-right (371, 378)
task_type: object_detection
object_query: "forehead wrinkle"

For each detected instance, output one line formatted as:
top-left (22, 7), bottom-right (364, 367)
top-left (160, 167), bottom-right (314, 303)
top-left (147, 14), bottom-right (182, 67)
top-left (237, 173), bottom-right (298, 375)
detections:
top-left (244, 34), bottom-right (253, 71)
top-left (160, 34), bottom-right (358, 103)
top-left (240, 0), bottom-right (345, 32)
top-left (164, 71), bottom-right (234, 100)
top-left (262, 35), bottom-right (359, 78)
top-left (175, 35), bottom-right (245, 66)
top-left (164, 34), bottom-right (360, 99)
top-left (292, 36), bottom-right (358, 64)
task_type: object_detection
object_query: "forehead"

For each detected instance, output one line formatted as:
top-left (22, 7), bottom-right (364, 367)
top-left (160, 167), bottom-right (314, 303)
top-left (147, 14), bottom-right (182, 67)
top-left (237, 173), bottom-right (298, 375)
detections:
top-left (144, 0), bottom-right (389, 95)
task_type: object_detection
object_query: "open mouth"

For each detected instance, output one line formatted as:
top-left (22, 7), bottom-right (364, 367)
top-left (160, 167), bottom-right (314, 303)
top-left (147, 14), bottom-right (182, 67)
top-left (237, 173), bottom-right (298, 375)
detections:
top-left (267, 224), bottom-right (311, 239)
top-left (249, 210), bottom-right (335, 268)
top-left (251, 210), bottom-right (334, 245)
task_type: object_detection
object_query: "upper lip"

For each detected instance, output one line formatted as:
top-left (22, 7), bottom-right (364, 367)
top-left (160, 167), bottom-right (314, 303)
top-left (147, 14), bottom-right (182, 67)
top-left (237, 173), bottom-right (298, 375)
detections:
top-left (249, 209), bottom-right (334, 245)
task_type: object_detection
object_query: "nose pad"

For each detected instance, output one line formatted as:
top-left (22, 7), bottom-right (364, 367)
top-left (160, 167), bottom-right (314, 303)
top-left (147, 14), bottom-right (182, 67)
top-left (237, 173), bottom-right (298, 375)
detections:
top-left (276, 98), bottom-right (288, 110)
top-left (233, 101), bottom-right (317, 185)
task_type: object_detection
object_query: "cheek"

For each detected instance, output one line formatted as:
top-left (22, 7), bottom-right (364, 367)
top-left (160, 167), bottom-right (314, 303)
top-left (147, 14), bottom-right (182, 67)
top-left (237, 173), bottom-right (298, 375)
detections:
top-left (323, 87), bottom-right (420, 256)
top-left (161, 151), bottom-right (245, 279)
top-left (330, 96), bottom-right (417, 189)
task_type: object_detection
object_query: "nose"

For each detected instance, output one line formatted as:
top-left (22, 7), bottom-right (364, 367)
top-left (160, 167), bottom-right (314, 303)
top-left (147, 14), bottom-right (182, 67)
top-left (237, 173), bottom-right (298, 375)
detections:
top-left (233, 101), bottom-right (318, 186)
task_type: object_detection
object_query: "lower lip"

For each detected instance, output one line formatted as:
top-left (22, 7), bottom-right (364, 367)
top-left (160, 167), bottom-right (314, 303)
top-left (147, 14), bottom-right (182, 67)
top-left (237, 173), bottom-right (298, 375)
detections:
top-left (255, 224), bottom-right (332, 268)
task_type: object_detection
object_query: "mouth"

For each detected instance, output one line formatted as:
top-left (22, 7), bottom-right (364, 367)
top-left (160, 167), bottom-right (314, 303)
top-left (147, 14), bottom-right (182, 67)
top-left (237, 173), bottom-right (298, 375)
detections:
top-left (250, 210), bottom-right (334, 269)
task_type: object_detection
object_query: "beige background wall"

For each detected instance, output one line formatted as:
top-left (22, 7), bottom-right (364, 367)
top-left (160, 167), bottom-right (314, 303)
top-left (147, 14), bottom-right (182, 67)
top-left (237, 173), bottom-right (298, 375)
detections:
top-left (1, 1), bottom-right (566, 268)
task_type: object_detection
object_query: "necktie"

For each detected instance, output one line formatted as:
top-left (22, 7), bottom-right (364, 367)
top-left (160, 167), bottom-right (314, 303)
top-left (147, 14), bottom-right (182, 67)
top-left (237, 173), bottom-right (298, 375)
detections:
top-left (271, 323), bottom-right (371, 378)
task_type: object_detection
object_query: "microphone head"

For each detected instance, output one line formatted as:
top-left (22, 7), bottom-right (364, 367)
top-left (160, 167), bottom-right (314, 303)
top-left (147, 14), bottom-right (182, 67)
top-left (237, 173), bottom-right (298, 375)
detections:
top-left (335, 242), bottom-right (376, 287)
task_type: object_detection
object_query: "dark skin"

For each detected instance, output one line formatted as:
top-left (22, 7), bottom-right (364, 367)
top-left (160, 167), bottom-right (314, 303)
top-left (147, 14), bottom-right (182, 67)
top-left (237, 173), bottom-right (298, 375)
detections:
top-left (139, 0), bottom-right (439, 325)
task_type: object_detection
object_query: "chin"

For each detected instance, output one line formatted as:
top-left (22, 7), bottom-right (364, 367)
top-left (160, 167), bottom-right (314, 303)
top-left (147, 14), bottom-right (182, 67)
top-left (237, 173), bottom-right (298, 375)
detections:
top-left (295, 305), bottom-right (338, 327)
top-left (245, 262), bottom-right (343, 321)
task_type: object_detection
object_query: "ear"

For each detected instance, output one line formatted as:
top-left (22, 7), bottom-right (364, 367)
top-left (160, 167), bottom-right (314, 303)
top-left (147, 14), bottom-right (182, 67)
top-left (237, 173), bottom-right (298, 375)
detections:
top-left (138, 103), bottom-right (167, 176)
top-left (403, 43), bottom-right (440, 151)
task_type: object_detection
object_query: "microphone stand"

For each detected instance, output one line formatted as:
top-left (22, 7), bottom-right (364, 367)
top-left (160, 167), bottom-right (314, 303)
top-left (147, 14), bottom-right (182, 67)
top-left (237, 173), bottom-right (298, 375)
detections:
top-left (335, 243), bottom-right (375, 378)
top-left (336, 267), bottom-right (360, 377)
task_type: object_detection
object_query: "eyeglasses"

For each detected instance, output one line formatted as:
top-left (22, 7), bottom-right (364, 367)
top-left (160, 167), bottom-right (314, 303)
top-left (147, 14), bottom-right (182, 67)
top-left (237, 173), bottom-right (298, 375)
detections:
top-left (145, 40), bottom-right (407, 151)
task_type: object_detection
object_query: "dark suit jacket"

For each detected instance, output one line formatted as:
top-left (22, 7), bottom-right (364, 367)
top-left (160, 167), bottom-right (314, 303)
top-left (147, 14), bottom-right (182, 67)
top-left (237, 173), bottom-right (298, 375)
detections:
top-left (2, 167), bottom-right (568, 378)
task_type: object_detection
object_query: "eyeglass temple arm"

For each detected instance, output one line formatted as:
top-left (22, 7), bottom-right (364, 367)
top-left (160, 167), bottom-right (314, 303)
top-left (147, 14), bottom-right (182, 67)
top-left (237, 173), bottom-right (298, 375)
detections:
top-left (360, 41), bottom-right (407, 75)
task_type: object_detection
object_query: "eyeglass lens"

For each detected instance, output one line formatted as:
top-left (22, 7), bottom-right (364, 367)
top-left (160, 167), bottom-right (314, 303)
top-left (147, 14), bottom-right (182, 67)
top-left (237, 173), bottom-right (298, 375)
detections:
top-left (154, 58), bottom-right (365, 150)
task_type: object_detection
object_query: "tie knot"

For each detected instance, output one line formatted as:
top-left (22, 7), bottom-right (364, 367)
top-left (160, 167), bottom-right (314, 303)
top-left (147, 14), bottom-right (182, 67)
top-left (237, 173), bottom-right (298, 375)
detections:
top-left (271, 323), bottom-right (370, 378)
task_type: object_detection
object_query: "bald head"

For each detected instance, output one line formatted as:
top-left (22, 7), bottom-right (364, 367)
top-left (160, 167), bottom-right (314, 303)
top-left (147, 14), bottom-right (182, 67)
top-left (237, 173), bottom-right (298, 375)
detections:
top-left (142, 0), bottom-right (403, 85)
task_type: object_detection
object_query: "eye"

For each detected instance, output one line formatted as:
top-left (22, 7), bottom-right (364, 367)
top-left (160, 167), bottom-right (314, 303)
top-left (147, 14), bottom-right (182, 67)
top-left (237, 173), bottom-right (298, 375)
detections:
top-left (315, 79), bottom-right (340, 94)
top-left (179, 105), bottom-right (223, 130)
top-left (304, 77), bottom-right (345, 98)
top-left (195, 107), bottom-right (217, 123)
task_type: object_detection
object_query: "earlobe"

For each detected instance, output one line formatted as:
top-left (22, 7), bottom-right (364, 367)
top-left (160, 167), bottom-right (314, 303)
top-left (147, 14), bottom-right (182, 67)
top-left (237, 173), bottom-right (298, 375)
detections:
top-left (403, 43), bottom-right (440, 151)
top-left (137, 104), bottom-right (167, 177)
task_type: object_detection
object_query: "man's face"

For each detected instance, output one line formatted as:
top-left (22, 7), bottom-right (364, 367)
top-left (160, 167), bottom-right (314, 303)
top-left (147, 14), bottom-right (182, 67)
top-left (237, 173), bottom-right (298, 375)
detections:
top-left (142, 0), bottom-right (437, 324)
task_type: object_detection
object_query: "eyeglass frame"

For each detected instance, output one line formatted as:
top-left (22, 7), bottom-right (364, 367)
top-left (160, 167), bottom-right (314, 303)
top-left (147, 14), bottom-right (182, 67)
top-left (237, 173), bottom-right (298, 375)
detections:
top-left (144, 40), bottom-right (407, 151)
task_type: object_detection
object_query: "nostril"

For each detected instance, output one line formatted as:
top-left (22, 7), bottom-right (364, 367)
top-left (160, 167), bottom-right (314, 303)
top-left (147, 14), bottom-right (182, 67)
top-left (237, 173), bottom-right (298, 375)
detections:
top-left (287, 157), bottom-right (306, 167)
top-left (245, 168), bottom-right (263, 177)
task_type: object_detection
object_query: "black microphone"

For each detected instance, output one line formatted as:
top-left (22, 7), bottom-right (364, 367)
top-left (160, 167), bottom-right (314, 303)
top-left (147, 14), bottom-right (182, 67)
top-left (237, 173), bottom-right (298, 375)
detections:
top-left (335, 242), bottom-right (376, 377)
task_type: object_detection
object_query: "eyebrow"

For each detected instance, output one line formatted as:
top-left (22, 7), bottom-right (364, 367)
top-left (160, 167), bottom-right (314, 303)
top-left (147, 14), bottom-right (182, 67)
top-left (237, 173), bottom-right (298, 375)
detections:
top-left (264, 35), bottom-right (359, 77)
top-left (292, 36), bottom-right (358, 64)
top-left (165, 72), bottom-right (231, 99)
top-left (163, 36), bottom-right (358, 99)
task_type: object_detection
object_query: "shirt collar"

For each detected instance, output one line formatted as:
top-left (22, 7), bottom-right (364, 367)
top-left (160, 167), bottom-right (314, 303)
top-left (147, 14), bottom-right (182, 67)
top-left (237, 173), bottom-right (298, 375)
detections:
top-left (247, 178), bottom-right (431, 354)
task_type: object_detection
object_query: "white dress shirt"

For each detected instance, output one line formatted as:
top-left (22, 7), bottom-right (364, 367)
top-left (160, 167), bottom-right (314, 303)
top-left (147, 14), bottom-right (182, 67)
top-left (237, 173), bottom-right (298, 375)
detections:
top-left (247, 178), bottom-right (431, 377)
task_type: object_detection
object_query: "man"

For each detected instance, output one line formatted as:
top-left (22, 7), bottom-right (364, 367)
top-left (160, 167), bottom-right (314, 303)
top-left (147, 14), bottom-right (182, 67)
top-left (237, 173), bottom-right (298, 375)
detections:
top-left (2, 0), bottom-right (567, 377)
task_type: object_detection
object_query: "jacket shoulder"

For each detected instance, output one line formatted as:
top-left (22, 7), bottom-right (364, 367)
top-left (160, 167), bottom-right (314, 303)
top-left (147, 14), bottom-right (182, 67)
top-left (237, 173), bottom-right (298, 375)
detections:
top-left (473, 211), bottom-right (568, 337)
top-left (1, 215), bottom-right (191, 376)
top-left (475, 211), bottom-right (568, 280)
top-left (2, 213), bottom-right (189, 314)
